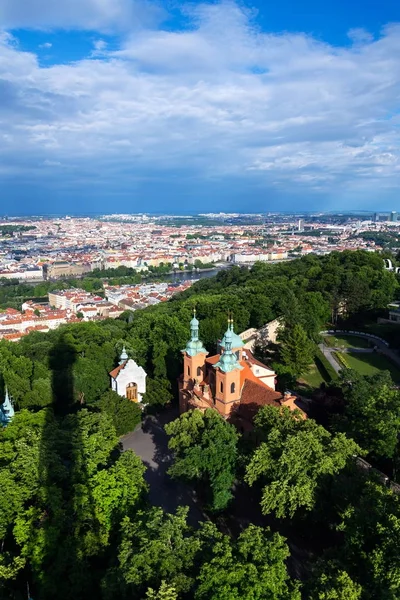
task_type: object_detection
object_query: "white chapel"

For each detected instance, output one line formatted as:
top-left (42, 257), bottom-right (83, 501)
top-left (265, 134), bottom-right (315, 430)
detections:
top-left (109, 346), bottom-right (147, 403)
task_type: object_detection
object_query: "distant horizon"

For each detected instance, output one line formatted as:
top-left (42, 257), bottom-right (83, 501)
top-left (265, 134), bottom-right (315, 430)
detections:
top-left (1, 209), bottom-right (398, 219)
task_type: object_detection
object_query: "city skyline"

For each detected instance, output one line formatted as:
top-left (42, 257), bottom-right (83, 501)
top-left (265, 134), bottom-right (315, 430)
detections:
top-left (2, 0), bottom-right (400, 213)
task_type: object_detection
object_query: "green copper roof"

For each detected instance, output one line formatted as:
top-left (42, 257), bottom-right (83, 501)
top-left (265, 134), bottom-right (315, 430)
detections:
top-left (184, 338), bottom-right (208, 357)
top-left (215, 351), bottom-right (244, 373)
top-left (220, 320), bottom-right (244, 349)
top-left (215, 325), bottom-right (243, 373)
top-left (183, 310), bottom-right (208, 357)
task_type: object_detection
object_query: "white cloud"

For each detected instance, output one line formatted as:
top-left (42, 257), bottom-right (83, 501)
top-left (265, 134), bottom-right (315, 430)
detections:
top-left (0, 0), bottom-right (163, 32)
top-left (0, 1), bottom-right (400, 204)
top-left (39, 42), bottom-right (52, 48)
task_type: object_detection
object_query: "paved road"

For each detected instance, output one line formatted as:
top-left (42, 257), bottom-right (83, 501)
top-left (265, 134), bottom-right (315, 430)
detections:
top-left (318, 343), bottom-right (341, 373)
top-left (121, 408), bottom-right (204, 525)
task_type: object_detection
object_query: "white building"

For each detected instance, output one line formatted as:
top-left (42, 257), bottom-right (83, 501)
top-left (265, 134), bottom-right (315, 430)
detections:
top-left (109, 347), bottom-right (147, 403)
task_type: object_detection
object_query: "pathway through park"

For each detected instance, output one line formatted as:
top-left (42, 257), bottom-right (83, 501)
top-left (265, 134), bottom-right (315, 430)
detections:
top-left (121, 407), bottom-right (205, 525)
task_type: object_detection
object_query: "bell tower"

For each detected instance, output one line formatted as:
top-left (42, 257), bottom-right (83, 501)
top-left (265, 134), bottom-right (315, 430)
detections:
top-left (180, 310), bottom-right (208, 412)
top-left (214, 322), bottom-right (243, 417)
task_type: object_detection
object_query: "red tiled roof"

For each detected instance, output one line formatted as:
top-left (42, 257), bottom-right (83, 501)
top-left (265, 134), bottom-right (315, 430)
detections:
top-left (240, 379), bottom-right (282, 406)
top-left (109, 360), bottom-right (127, 378)
top-left (206, 354), bottom-right (221, 365)
top-left (238, 379), bottom-right (282, 423)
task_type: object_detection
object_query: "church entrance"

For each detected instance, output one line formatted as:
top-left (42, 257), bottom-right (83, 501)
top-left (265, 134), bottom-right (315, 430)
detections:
top-left (126, 382), bottom-right (138, 402)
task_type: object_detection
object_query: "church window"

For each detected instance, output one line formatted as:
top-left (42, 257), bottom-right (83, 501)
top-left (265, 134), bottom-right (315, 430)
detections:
top-left (231, 382), bottom-right (235, 394)
top-left (188, 365), bottom-right (191, 377)
top-left (197, 366), bottom-right (202, 377)
top-left (126, 382), bottom-right (138, 402)
top-left (220, 381), bottom-right (224, 393)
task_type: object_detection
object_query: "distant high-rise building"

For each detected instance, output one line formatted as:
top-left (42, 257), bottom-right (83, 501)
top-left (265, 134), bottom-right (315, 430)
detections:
top-left (373, 212), bottom-right (378, 223)
top-left (390, 211), bottom-right (397, 222)
top-left (298, 219), bottom-right (304, 231)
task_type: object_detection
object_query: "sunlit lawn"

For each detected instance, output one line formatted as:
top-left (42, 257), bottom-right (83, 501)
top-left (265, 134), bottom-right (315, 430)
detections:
top-left (324, 334), bottom-right (371, 349)
top-left (299, 362), bottom-right (327, 390)
top-left (336, 352), bottom-right (400, 382)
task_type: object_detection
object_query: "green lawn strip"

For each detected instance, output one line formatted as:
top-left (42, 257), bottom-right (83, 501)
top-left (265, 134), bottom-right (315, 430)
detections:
top-left (300, 363), bottom-right (326, 388)
top-left (324, 334), bottom-right (371, 349)
top-left (298, 355), bottom-right (333, 392)
top-left (335, 351), bottom-right (400, 382)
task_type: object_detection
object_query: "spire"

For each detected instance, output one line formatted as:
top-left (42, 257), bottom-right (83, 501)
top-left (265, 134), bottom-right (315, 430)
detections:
top-left (190, 308), bottom-right (199, 341)
top-left (220, 314), bottom-right (244, 351)
top-left (183, 309), bottom-right (208, 357)
top-left (119, 345), bottom-right (128, 364)
top-left (0, 387), bottom-right (14, 426)
top-left (216, 317), bottom-right (243, 373)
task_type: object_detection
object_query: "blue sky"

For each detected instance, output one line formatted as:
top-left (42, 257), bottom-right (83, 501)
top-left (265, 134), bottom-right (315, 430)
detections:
top-left (1, 0), bottom-right (400, 215)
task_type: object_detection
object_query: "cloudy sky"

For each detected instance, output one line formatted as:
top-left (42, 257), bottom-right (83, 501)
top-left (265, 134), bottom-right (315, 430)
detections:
top-left (1, 0), bottom-right (400, 215)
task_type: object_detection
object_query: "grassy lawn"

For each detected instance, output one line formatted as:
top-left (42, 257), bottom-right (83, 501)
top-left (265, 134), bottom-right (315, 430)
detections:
top-left (335, 352), bottom-right (400, 382)
top-left (324, 334), bottom-right (371, 349)
top-left (299, 363), bottom-right (325, 388)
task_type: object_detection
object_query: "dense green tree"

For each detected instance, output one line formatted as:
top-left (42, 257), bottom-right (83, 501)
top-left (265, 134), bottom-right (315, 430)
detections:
top-left (337, 480), bottom-right (400, 600)
top-left (195, 524), bottom-right (301, 600)
top-left (308, 561), bottom-right (362, 600)
top-left (337, 370), bottom-right (400, 460)
top-left (245, 406), bottom-right (360, 518)
top-left (106, 507), bottom-right (201, 598)
top-left (280, 324), bottom-right (315, 378)
top-left (142, 377), bottom-right (173, 406)
top-left (145, 581), bottom-right (178, 600)
top-left (106, 508), bottom-right (299, 600)
top-left (99, 390), bottom-right (142, 436)
top-left (165, 409), bottom-right (239, 511)
top-left (0, 408), bottom-right (147, 600)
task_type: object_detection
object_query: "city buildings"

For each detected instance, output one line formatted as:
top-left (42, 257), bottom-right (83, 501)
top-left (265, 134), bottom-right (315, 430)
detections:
top-left (1, 212), bottom-right (398, 284)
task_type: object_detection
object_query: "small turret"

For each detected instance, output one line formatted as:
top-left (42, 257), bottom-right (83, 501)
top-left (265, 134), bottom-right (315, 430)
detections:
top-left (119, 346), bottom-right (129, 365)
top-left (0, 387), bottom-right (14, 426)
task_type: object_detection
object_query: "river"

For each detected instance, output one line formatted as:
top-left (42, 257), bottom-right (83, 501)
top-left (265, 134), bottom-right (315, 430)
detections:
top-left (161, 266), bottom-right (228, 283)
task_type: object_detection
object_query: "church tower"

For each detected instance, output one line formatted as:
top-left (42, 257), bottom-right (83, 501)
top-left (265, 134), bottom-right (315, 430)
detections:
top-left (180, 310), bottom-right (208, 412)
top-left (214, 321), bottom-right (243, 417)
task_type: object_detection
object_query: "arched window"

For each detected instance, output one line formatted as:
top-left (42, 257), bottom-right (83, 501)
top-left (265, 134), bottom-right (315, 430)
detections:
top-left (231, 382), bottom-right (235, 394)
top-left (197, 366), bottom-right (202, 377)
top-left (126, 382), bottom-right (138, 402)
top-left (187, 365), bottom-right (191, 377)
top-left (220, 381), bottom-right (224, 393)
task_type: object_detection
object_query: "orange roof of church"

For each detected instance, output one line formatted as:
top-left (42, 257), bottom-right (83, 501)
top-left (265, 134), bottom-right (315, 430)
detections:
top-left (206, 354), bottom-right (221, 365)
top-left (109, 360), bottom-right (128, 379)
top-left (240, 379), bottom-right (282, 406)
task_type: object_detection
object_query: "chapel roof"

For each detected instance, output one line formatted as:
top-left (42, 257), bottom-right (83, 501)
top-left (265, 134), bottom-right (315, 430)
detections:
top-left (109, 360), bottom-right (128, 379)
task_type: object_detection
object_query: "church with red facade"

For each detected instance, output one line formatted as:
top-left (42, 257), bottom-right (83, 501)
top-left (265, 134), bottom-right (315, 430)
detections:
top-left (179, 312), bottom-right (305, 429)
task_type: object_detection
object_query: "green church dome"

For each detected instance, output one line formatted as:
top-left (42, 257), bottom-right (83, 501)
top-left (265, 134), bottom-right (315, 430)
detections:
top-left (183, 310), bottom-right (208, 357)
top-left (220, 321), bottom-right (244, 349)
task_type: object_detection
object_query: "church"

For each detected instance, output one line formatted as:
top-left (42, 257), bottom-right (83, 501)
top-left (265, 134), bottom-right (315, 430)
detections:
top-left (179, 312), bottom-right (305, 429)
top-left (109, 346), bottom-right (147, 403)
